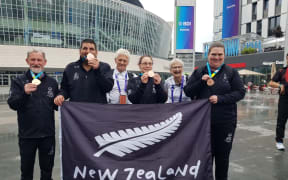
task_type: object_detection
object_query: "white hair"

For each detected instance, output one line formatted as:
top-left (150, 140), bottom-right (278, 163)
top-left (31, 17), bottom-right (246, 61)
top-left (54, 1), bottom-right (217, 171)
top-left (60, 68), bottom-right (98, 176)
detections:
top-left (26, 49), bottom-right (46, 60)
top-left (169, 58), bottom-right (184, 69)
top-left (115, 48), bottom-right (130, 60)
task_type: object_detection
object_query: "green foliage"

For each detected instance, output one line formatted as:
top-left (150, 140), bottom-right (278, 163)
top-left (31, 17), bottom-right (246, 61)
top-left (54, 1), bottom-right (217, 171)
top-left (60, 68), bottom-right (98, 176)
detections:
top-left (241, 47), bottom-right (257, 54)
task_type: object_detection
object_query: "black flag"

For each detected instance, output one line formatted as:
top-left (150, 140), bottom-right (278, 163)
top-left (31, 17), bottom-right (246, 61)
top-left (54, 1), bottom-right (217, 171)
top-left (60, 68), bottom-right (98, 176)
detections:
top-left (60, 100), bottom-right (213, 180)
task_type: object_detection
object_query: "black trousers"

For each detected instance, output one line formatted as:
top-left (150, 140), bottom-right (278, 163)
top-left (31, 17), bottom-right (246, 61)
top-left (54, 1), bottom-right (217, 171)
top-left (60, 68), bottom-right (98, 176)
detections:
top-left (275, 96), bottom-right (288, 143)
top-left (18, 136), bottom-right (55, 180)
top-left (211, 123), bottom-right (236, 180)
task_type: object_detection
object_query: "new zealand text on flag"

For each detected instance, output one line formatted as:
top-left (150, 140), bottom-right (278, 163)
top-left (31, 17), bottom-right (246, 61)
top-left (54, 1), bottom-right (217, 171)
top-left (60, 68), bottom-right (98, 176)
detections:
top-left (60, 100), bottom-right (213, 180)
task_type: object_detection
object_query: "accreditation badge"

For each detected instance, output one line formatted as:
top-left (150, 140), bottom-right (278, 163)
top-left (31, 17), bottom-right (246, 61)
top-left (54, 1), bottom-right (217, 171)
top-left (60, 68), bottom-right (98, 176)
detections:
top-left (119, 95), bottom-right (127, 104)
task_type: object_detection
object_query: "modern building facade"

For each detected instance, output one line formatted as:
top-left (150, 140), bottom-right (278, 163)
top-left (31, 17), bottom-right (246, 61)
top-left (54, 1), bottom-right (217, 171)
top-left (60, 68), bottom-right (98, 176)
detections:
top-left (0, 0), bottom-right (171, 58)
top-left (214, 0), bottom-right (288, 41)
top-left (0, 0), bottom-right (172, 87)
top-left (202, 0), bottom-right (288, 85)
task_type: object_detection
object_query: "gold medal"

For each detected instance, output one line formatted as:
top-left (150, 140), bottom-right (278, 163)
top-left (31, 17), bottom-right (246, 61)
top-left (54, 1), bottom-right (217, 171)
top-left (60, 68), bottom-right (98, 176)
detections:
top-left (32, 79), bottom-right (41, 85)
top-left (207, 78), bottom-right (214, 86)
top-left (148, 70), bottom-right (155, 77)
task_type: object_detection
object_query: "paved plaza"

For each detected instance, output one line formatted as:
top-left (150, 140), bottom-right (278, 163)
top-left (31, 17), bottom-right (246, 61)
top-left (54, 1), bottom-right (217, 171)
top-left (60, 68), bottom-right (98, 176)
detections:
top-left (0, 92), bottom-right (287, 180)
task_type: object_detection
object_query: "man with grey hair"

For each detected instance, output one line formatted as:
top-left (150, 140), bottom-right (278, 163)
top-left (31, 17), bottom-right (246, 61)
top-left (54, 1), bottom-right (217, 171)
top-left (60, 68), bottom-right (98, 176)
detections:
top-left (165, 58), bottom-right (190, 103)
top-left (7, 49), bottom-right (59, 180)
top-left (106, 48), bottom-right (134, 104)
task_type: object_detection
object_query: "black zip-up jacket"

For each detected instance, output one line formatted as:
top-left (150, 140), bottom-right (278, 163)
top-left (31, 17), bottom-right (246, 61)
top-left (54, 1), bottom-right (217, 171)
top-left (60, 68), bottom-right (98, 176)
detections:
top-left (184, 64), bottom-right (246, 124)
top-left (58, 59), bottom-right (114, 103)
top-left (272, 67), bottom-right (288, 97)
top-left (127, 75), bottom-right (167, 104)
top-left (7, 70), bottom-right (59, 138)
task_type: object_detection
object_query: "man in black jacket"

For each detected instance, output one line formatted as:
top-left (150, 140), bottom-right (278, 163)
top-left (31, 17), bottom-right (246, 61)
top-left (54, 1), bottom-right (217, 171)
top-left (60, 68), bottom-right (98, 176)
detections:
top-left (7, 50), bottom-right (59, 180)
top-left (184, 42), bottom-right (245, 180)
top-left (54, 39), bottom-right (113, 105)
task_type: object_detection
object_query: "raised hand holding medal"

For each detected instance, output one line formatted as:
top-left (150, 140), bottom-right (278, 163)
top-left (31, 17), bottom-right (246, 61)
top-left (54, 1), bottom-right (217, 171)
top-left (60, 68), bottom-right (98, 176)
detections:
top-left (24, 70), bottom-right (43, 94)
top-left (30, 71), bottom-right (43, 86)
top-left (206, 62), bottom-right (223, 87)
top-left (86, 53), bottom-right (100, 69)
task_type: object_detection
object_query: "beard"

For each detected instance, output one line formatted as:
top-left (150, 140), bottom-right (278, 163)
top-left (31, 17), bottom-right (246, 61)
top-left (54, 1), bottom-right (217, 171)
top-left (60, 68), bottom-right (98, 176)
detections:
top-left (30, 67), bottom-right (42, 73)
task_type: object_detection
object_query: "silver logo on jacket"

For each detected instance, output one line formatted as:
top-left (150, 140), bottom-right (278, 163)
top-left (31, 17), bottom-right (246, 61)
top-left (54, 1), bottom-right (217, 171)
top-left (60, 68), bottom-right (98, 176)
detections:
top-left (47, 87), bottom-right (54, 98)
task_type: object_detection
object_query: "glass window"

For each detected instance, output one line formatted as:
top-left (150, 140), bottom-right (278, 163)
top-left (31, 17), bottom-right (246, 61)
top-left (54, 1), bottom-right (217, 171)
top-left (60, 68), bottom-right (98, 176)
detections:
top-left (276, 0), bottom-right (282, 6)
top-left (268, 16), bottom-right (280, 36)
top-left (257, 20), bottom-right (262, 36)
top-left (264, 0), bottom-right (269, 10)
top-left (252, 3), bottom-right (257, 21)
top-left (246, 23), bottom-right (251, 33)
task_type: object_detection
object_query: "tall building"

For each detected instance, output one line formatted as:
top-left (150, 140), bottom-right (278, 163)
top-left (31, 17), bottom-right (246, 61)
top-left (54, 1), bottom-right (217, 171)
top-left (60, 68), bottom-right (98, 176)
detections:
top-left (200, 0), bottom-right (287, 85)
top-left (214, 0), bottom-right (288, 41)
top-left (0, 0), bottom-right (172, 87)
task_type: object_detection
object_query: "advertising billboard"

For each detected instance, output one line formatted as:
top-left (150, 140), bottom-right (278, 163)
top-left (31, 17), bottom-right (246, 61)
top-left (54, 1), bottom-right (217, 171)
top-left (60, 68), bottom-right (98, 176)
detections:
top-left (222, 0), bottom-right (239, 39)
top-left (175, 6), bottom-right (195, 51)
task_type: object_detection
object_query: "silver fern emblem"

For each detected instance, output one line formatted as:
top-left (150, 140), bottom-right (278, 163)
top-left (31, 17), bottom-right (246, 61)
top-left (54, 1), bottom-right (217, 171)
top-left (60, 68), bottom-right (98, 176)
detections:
top-left (94, 112), bottom-right (183, 157)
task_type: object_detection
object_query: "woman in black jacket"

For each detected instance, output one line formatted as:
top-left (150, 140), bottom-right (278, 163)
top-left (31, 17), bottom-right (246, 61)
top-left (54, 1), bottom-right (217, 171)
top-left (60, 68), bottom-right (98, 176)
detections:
top-left (127, 55), bottom-right (167, 104)
top-left (184, 42), bottom-right (245, 180)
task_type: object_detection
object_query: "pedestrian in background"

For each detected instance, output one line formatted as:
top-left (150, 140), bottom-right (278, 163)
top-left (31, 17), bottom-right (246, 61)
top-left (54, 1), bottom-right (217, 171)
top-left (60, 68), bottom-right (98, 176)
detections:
top-left (184, 42), bottom-right (245, 180)
top-left (7, 50), bottom-right (59, 180)
top-left (269, 53), bottom-right (288, 151)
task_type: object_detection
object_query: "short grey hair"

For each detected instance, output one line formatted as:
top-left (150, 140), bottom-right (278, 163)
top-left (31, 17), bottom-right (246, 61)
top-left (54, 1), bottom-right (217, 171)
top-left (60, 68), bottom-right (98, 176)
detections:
top-left (169, 58), bottom-right (184, 69)
top-left (115, 48), bottom-right (130, 60)
top-left (26, 49), bottom-right (46, 60)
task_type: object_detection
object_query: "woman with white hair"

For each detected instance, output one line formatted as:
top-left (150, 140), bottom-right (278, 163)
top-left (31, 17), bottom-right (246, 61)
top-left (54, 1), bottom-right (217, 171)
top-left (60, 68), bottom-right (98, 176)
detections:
top-left (164, 58), bottom-right (190, 103)
top-left (106, 48), bottom-right (134, 104)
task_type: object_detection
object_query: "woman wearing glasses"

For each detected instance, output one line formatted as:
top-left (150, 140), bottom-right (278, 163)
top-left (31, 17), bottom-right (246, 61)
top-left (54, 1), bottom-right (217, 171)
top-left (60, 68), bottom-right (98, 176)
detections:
top-left (164, 58), bottom-right (190, 103)
top-left (127, 55), bottom-right (167, 104)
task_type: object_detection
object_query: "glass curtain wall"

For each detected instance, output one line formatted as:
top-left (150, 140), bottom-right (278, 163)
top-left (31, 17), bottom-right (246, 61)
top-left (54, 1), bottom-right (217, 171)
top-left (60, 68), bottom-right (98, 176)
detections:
top-left (0, 0), bottom-right (171, 58)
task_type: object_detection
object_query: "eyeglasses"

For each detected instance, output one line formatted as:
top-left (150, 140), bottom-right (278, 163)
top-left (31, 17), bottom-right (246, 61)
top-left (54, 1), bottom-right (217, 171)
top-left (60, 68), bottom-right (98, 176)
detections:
top-left (171, 66), bottom-right (183, 69)
top-left (141, 62), bottom-right (153, 66)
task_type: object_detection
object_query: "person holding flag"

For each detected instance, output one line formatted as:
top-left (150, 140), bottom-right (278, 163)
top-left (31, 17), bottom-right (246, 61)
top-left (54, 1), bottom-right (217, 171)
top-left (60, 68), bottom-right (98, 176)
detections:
top-left (184, 42), bottom-right (245, 180)
top-left (269, 53), bottom-right (288, 151)
top-left (54, 39), bottom-right (113, 105)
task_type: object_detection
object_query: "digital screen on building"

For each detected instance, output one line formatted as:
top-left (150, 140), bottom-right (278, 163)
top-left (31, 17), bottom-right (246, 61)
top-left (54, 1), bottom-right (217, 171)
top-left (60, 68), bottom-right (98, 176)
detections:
top-left (222, 0), bottom-right (239, 39)
top-left (176, 6), bottom-right (194, 50)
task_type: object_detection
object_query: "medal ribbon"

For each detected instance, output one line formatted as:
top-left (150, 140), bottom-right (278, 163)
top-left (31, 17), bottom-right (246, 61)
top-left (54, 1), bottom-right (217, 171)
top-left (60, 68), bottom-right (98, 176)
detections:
top-left (206, 62), bottom-right (223, 78)
top-left (171, 76), bottom-right (184, 103)
top-left (115, 72), bottom-right (128, 93)
top-left (30, 70), bottom-right (43, 80)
